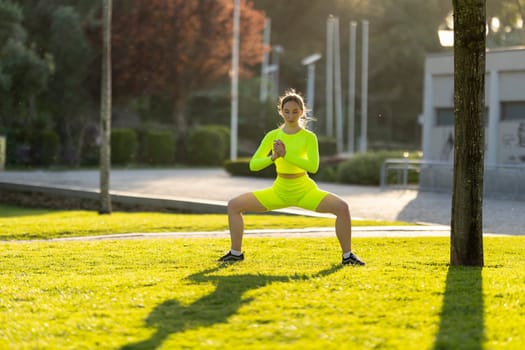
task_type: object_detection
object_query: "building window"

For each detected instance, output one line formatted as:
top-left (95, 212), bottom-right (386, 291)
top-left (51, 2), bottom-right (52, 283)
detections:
top-left (436, 108), bottom-right (454, 126)
top-left (501, 101), bottom-right (525, 121)
top-left (436, 107), bottom-right (489, 126)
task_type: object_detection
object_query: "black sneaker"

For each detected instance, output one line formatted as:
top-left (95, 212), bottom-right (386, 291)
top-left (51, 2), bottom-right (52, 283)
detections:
top-left (342, 252), bottom-right (365, 266)
top-left (218, 251), bottom-right (244, 262)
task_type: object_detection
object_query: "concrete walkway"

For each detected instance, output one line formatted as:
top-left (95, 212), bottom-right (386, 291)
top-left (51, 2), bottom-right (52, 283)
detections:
top-left (1, 168), bottom-right (523, 235)
top-left (10, 226), bottom-right (460, 243)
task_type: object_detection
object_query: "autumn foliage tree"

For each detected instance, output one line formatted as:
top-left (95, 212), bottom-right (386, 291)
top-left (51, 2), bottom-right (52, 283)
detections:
top-left (111, 0), bottom-right (266, 136)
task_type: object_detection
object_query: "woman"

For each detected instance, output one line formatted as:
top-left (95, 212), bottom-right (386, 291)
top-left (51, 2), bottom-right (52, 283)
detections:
top-left (219, 90), bottom-right (365, 266)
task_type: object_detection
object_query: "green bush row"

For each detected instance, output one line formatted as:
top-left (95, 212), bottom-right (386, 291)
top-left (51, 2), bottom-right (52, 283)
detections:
top-left (30, 130), bottom-right (60, 166)
top-left (78, 128), bottom-right (177, 166)
top-left (224, 158), bottom-right (276, 178)
top-left (222, 136), bottom-right (338, 177)
top-left (4, 128), bottom-right (60, 166)
top-left (141, 130), bottom-right (176, 165)
top-left (3, 124), bottom-right (337, 168)
top-left (111, 125), bottom-right (230, 166)
top-left (188, 125), bottom-right (230, 165)
top-left (317, 136), bottom-right (337, 157)
top-left (336, 151), bottom-right (409, 185)
top-left (225, 150), bottom-right (421, 186)
top-left (111, 129), bottom-right (138, 165)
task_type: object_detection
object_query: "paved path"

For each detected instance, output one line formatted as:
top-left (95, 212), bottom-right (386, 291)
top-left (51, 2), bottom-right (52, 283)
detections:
top-left (9, 226), bottom-right (460, 243)
top-left (1, 168), bottom-right (524, 235)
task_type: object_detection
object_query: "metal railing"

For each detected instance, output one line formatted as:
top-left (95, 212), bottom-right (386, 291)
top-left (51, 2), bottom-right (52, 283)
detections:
top-left (379, 158), bottom-right (444, 189)
top-left (381, 158), bottom-right (525, 199)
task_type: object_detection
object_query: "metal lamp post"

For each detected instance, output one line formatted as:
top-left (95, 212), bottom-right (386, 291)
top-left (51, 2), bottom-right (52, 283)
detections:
top-left (230, 0), bottom-right (240, 160)
top-left (271, 45), bottom-right (284, 98)
top-left (302, 53), bottom-right (322, 128)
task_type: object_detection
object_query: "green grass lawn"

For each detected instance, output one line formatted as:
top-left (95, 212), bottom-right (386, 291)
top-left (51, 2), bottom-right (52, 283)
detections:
top-left (1, 204), bottom-right (523, 349)
top-left (1, 236), bottom-right (524, 349)
top-left (0, 204), bottom-right (410, 241)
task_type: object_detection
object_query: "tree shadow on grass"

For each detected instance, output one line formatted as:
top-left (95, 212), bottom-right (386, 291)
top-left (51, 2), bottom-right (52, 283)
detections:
top-left (121, 264), bottom-right (342, 350)
top-left (433, 266), bottom-right (484, 350)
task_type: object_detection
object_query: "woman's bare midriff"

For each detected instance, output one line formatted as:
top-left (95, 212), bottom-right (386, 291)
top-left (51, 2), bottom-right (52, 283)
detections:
top-left (277, 172), bottom-right (306, 179)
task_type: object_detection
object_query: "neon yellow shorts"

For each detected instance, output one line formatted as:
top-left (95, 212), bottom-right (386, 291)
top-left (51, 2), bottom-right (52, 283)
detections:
top-left (253, 175), bottom-right (329, 211)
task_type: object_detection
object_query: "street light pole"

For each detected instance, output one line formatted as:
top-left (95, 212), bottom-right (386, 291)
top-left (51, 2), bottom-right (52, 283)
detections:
top-left (271, 45), bottom-right (283, 98)
top-left (347, 21), bottom-right (357, 154)
top-left (230, 0), bottom-right (240, 160)
top-left (302, 53), bottom-right (322, 128)
top-left (259, 18), bottom-right (271, 103)
top-left (333, 17), bottom-right (344, 154)
top-left (359, 20), bottom-right (369, 152)
top-left (325, 17), bottom-right (334, 136)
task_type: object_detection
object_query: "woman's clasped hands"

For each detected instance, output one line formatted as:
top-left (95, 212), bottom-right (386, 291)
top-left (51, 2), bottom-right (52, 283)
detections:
top-left (272, 139), bottom-right (286, 161)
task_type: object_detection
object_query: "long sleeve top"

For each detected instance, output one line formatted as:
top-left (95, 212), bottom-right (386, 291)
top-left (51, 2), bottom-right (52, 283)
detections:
top-left (249, 128), bottom-right (320, 174)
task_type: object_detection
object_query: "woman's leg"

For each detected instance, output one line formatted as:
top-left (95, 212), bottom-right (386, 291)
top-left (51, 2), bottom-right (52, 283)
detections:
top-left (315, 193), bottom-right (352, 253)
top-left (227, 193), bottom-right (267, 251)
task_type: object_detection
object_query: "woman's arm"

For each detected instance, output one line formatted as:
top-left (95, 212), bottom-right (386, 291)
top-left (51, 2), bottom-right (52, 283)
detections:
top-left (282, 132), bottom-right (320, 173)
top-left (249, 132), bottom-right (275, 171)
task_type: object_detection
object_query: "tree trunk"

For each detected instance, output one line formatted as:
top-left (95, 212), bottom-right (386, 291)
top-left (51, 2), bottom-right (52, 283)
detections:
top-left (28, 96), bottom-right (37, 122)
top-left (450, 0), bottom-right (486, 266)
top-left (173, 98), bottom-right (189, 162)
top-left (99, 0), bottom-right (112, 214)
top-left (59, 121), bottom-right (75, 165)
top-left (75, 122), bottom-right (88, 166)
top-left (173, 98), bottom-right (188, 138)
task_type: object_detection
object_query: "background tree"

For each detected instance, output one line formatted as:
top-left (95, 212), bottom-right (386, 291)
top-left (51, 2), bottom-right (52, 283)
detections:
top-left (47, 5), bottom-right (93, 165)
top-left (486, 0), bottom-right (525, 47)
top-left (2, 1), bottom-right (522, 166)
top-left (0, 0), bottom-right (25, 44)
top-left (441, 1), bottom-right (525, 48)
top-left (451, 0), bottom-right (486, 267)
top-left (0, 0), bottom-right (51, 128)
top-left (110, 0), bottom-right (265, 139)
top-left (252, 0), bottom-right (450, 147)
top-left (11, 0), bottom-right (99, 165)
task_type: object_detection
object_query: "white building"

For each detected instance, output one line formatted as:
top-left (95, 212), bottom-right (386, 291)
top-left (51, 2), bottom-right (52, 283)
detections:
top-left (420, 46), bottom-right (525, 197)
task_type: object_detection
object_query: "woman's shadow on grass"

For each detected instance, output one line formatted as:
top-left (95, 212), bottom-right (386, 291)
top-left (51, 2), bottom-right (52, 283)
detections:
top-left (121, 263), bottom-right (342, 350)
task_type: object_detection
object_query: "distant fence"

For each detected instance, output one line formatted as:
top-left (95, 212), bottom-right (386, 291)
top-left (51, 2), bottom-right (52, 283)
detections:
top-left (381, 158), bottom-right (525, 200)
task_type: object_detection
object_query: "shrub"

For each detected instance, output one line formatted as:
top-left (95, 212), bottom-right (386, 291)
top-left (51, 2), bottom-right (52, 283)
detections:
top-left (4, 128), bottom-right (30, 166)
top-left (30, 130), bottom-right (60, 166)
top-left (142, 130), bottom-right (176, 165)
top-left (225, 152), bottom-right (343, 181)
top-left (318, 136), bottom-right (337, 157)
top-left (206, 124), bottom-right (230, 159)
top-left (336, 151), bottom-right (420, 186)
top-left (224, 157), bottom-right (276, 178)
top-left (111, 128), bottom-right (137, 165)
top-left (310, 155), bottom-right (347, 182)
top-left (80, 144), bottom-right (99, 166)
top-left (189, 125), bottom-right (228, 165)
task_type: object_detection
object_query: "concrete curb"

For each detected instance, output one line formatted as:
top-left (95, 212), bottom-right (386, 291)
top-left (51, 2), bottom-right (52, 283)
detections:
top-left (6, 225), bottom-right (509, 243)
top-left (0, 181), bottom-right (330, 217)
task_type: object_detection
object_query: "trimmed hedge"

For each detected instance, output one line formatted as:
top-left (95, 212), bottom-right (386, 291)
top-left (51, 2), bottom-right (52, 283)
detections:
top-left (3, 128), bottom-right (29, 165)
top-left (224, 150), bottom-right (421, 186)
top-left (318, 136), bottom-right (337, 157)
top-left (30, 129), bottom-right (60, 166)
top-left (336, 151), bottom-right (421, 185)
top-left (189, 125), bottom-right (229, 165)
top-left (224, 157), bottom-right (276, 178)
top-left (142, 130), bottom-right (175, 165)
top-left (205, 124), bottom-right (230, 159)
top-left (111, 128), bottom-right (137, 165)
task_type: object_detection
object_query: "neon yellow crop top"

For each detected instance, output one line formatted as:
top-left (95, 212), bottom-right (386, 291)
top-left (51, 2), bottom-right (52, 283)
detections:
top-left (249, 128), bottom-right (320, 174)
